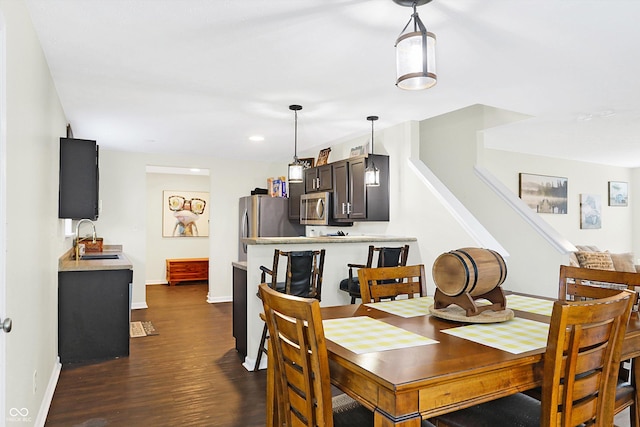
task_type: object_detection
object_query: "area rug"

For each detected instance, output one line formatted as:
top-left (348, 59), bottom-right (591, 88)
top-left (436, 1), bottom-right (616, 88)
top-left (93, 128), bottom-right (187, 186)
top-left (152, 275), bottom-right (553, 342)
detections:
top-left (130, 321), bottom-right (159, 337)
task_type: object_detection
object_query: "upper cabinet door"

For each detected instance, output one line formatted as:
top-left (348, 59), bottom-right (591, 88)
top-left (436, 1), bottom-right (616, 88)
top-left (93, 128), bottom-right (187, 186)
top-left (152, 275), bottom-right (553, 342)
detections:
top-left (348, 157), bottom-right (366, 219)
top-left (331, 155), bottom-right (389, 222)
top-left (59, 137), bottom-right (99, 220)
top-left (317, 164), bottom-right (333, 191)
top-left (332, 160), bottom-right (349, 220)
top-left (304, 164), bottom-right (333, 193)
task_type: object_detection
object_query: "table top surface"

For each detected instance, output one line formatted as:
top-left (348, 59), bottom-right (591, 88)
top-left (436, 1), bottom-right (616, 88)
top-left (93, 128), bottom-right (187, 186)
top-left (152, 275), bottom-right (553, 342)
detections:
top-left (320, 296), bottom-right (640, 392)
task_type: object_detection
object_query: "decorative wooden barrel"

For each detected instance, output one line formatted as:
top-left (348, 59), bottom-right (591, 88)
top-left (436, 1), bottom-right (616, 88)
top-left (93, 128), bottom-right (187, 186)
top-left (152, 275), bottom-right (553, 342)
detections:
top-left (432, 248), bottom-right (507, 297)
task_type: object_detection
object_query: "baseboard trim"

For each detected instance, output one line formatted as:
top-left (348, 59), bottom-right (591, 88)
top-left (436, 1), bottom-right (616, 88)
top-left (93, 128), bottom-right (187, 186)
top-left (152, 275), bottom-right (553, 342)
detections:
top-left (34, 357), bottom-right (62, 427)
top-left (131, 302), bottom-right (148, 310)
top-left (207, 295), bottom-right (232, 304)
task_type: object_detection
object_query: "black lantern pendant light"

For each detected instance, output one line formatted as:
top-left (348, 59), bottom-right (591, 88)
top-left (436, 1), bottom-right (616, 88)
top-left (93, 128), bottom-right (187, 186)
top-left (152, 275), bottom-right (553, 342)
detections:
top-left (364, 116), bottom-right (380, 187)
top-left (287, 104), bottom-right (304, 183)
top-left (393, 0), bottom-right (437, 90)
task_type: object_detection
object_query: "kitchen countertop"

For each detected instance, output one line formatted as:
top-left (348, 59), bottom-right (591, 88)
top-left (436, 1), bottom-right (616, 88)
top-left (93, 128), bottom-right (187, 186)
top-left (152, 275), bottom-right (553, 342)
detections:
top-left (232, 261), bottom-right (247, 270)
top-left (241, 235), bottom-right (417, 245)
top-left (58, 245), bottom-right (133, 272)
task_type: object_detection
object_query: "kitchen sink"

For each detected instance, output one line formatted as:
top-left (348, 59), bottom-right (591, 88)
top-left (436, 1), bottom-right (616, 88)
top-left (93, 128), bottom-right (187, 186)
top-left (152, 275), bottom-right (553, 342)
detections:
top-left (79, 254), bottom-right (119, 260)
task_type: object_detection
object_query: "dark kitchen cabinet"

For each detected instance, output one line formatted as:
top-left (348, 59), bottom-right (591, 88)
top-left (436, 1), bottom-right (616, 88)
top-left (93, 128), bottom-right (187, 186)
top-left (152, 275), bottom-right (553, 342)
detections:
top-left (59, 137), bottom-right (99, 220)
top-left (332, 154), bottom-right (389, 222)
top-left (232, 264), bottom-right (247, 359)
top-left (288, 182), bottom-right (304, 220)
top-left (304, 164), bottom-right (333, 193)
top-left (58, 268), bottom-right (132, 363)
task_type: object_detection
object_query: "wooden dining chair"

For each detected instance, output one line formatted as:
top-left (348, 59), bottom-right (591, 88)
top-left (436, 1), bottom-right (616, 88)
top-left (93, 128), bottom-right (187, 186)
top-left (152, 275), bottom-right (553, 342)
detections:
top-left (357, 264), bottom-right (427, 303)
top-left (254, 249), bottom-right (325, 371)
top-left (431, 288), bottom-right (635, 427)
top-left (558, 265), bottom-right (640, 427)
top-left (339, 245), bottom-right (410, 304)
top-left (258, 283), bottom-right (374, 427)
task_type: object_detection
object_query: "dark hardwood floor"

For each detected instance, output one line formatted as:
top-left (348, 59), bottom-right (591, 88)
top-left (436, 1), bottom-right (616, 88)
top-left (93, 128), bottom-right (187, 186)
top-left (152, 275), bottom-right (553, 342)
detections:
top-left (45, 283), bottom-right (267, 427)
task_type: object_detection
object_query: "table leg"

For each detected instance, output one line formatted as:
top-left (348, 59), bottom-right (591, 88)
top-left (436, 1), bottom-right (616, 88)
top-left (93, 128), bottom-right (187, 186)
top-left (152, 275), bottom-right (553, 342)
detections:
top-left (374, 410), bottom-right (422, 427)
top-left (632, 356), bottom-right (639, 427)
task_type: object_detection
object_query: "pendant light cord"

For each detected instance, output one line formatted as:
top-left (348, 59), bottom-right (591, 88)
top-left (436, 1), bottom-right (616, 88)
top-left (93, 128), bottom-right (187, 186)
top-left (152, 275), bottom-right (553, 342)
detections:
top-left (367, 115), bottom-right (378, 155)
top-left (294, 109), bottom-right (298, 162)
top-left (371, 119), bottom-right (375, 154)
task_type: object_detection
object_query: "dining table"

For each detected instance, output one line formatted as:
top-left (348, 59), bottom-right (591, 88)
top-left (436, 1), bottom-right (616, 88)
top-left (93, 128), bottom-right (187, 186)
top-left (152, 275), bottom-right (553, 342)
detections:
top-left (320, 294), bottom-right (640, 427)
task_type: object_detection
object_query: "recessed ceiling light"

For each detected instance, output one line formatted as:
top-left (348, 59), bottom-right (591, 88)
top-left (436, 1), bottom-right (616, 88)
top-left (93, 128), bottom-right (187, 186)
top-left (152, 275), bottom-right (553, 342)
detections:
top-left (249, 135), bottom-right (264, 142)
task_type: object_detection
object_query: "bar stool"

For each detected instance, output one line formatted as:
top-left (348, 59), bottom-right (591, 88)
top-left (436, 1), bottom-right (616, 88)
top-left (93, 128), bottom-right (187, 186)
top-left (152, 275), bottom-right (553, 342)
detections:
top-left (254, 249), bottom-right (325, 371)
top-left (339, 245), bottom-right (409, 304)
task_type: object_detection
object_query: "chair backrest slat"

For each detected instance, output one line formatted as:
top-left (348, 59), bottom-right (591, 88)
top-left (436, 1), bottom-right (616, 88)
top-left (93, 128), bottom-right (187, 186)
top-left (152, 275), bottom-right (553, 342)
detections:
top-left (259, 283), bottom-right (334, 427)
top-left (358, 265), bottom-right (427, 303)
top-left (559, 265), bottom-right (640, 308)
top-left (541, 289), bottom-right (634, 426)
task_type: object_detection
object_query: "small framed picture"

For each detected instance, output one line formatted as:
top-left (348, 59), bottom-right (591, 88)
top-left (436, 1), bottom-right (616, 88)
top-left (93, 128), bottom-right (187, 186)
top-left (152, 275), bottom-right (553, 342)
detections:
top-left (349, 145), bottom-right (366, 157)
top-left (580, 193), bottom-right (602, 229)
top-left (316, 148), bottom-right (331, 166)
top-left (298, 157), bottom-right (315, 169)
top-left (608, 181), bottom-right (628, 206)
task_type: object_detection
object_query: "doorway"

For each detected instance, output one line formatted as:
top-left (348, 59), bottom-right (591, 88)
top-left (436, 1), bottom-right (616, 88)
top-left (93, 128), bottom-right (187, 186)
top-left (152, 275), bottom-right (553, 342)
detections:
top-left (144, 166), bottom-right (211, 304)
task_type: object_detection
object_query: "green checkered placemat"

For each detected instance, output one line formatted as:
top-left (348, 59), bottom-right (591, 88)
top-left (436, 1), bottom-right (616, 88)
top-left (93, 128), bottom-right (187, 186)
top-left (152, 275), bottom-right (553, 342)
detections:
top-left (364, 296), bottom-right (434, 318)
top-left (442, 317), bottom-right (549, 354)
top-left (505, 294), bottom-right (554, 316)
top-left (323, 316), bottom-right (438, 354)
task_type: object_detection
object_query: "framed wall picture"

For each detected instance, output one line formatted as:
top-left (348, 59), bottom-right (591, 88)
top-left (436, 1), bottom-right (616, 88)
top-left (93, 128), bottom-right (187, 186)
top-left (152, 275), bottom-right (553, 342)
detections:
top-left (518, 173), bottom-right (568, 214)
top-left (316, 148), bottom-right (331, 166)
top-left (580, 193), bottom-right (601, 229)
top-left (608, 181), bottom-right (628, 206)
top-left (163, 190), bottom-right (209, 237)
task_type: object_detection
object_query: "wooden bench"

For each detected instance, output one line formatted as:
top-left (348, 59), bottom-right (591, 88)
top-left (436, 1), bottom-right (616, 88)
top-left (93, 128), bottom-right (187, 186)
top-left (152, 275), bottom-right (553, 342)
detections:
top-left (166, 258), bottom-right (209, 286)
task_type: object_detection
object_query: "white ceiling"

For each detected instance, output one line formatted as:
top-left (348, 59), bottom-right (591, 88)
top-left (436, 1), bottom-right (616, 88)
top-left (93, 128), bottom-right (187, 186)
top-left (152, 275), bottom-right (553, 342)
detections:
top-left (24, 0), bottom-right (640, 167)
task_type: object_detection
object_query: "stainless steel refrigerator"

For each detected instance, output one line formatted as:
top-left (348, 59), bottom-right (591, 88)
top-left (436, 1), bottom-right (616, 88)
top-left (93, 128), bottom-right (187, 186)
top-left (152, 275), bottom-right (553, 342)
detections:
top-left (238, 195), bottom-right (304, 261)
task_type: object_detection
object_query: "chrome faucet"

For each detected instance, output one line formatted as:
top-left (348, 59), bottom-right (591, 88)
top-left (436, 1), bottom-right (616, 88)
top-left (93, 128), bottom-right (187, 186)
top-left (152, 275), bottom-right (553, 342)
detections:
top-left (75, 219), bottom-right (97, 259)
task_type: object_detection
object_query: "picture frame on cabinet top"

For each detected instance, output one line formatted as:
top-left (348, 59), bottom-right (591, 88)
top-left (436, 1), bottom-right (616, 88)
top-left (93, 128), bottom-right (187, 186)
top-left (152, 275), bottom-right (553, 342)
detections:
top-left (316, 148), bottom-right (331, 166)
top-left (298, 157), bottom-right (315, 169)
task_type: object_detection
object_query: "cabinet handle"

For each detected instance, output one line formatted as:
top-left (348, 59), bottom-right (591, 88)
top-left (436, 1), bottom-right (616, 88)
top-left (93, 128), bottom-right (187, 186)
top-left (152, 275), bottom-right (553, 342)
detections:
top-left (315, 177), bottom-right (320, 189)
top-left (316, 199), bottom-right (325, 218)
top-left (347, 202), bottom-right (352, 214)
top-left (341, 202), bottom-right (346, 215)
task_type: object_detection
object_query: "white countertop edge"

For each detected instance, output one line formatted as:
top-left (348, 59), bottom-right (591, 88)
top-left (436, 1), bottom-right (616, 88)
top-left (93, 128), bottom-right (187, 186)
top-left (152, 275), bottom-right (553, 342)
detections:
top-left (241, 236), bottom-right (417, 245)
top-left (232, 261), bottom-right (248, 270)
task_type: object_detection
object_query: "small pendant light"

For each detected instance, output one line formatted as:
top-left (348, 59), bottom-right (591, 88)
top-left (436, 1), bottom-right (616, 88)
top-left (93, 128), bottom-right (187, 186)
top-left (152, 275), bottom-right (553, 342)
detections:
top-left (287, 104), bottom-right (304, 183)
top-left (364, 115), bottom-right (380, 187)
top-left (393, 0), bottom-right (437, 90)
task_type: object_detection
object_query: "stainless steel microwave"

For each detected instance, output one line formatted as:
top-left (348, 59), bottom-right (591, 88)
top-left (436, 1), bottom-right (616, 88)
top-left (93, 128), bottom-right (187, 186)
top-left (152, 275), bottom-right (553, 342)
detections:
top-left (300, 192), bottom-right (331, 225)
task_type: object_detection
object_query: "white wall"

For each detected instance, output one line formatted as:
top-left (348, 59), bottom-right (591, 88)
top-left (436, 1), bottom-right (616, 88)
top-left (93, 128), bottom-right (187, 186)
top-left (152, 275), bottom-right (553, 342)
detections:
top-left (417, 104), bottom-right (637, 297)
top-left (1, 0), bottom-right (68, 424)
top-left (97, 150), bottom-right (282, 306)
top-left (145, 172), bottom-right (210, 284)
top-left (420, 105), bottom-right (570, 297)
top-left (482, 149), bottom-right (635, 253)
